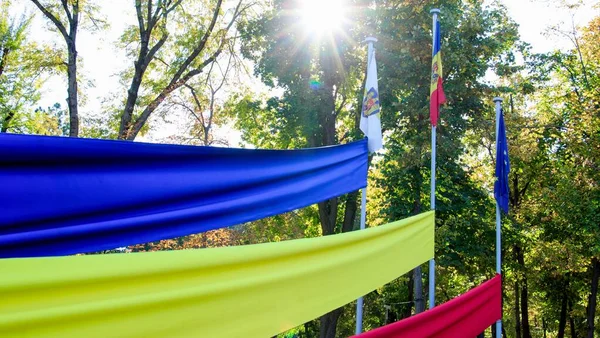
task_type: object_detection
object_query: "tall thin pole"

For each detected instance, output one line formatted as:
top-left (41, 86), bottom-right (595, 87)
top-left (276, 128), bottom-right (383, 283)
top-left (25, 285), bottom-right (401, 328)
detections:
top-left (493, 97), bottom-right (503, 338)
top-left (355, 188), bottom-right (367, 335)
top-left (355, 37), bottom-right (376, 335)
top-left (428, 8), bottom-right (440, 311)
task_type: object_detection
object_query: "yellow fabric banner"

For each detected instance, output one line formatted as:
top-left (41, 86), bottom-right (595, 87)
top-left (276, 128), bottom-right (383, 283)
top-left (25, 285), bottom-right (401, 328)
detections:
top-left (0, 211), bottom-right (434, 338)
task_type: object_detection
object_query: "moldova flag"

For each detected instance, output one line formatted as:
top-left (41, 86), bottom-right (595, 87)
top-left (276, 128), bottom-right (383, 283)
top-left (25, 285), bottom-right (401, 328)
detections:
top-left (430, 17), bottom-right (446, 126)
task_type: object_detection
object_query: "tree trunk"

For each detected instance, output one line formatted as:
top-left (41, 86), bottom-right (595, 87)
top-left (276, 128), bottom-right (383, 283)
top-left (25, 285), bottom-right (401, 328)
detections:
top-left (587, 257), bottom-right (599, 338)
top-left (319, 307), bottom-right (343, 338)
top-left (515, 281), bottom-right (522, 338)
top-left (569, 301), bottom-right (577, 338)
top-left (119, 9), bottom-right (166, 140)
top-left (515, 245), bottom-right (532, 338)
top-left (521, 278), bottom-right (532, 338)
top-left (341, 191), bottom-right (359, 233)
top-left (120, 56), bottom-right (148, 139)
top-left (414, 266), bottom-right (425, 313)
top-left (316, 191), bottom-right (359, 337)
top-left (316, 197), bottom-right (341, 337)
top-left (412, 164), bottom-right (425, 314)
top-left (402, 273), bottom-right (414, 319)
top-left (66, 1), bottom-right (80, 137)
top-left (66, 40), bottom-right (79, 137)
top-left (558, 291), bottom-right (568, 338)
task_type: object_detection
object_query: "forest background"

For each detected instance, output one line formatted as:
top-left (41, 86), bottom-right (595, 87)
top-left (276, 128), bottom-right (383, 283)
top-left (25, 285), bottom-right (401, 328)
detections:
top-left (1, 0), bottom-right (599, 337)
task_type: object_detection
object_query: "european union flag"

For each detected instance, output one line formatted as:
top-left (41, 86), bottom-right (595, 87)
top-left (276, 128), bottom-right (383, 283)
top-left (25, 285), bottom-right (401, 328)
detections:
top-left (494, 108), bottom-right (510, 214)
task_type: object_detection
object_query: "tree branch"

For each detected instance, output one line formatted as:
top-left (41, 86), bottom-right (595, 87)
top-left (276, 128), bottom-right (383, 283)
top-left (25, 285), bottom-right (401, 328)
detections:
top-left (167, 0), bottom-right (224, 88)
top-left (144, 33), bottom-right (168, 65)
top-left (71, 0), bottom-right (80, 35)
top-left (214, 51), bottom-right (234, 93)
top-left (165, 0), bottom-right (183, 14)
top-left (147, 0), bottom-right (154, 29)
top-left (61, 0), bottom-right (72, 22)
top-left (29, 0), bottom-right (69, 41)
top-left (172, 99), bottom-right (204, 125)
top-left (135, 0), bottom-right (145, 35)
top-left (184, 84), bottom-right (206, 126)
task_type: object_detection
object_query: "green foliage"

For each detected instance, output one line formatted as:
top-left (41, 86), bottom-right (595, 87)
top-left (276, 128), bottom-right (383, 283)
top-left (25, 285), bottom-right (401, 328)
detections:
top-left (463, 13), bottom-right (600, 337)
top-left (234, 0), bottom-right (368, 149)
top-left (0, 4), bottom-right (38, 131)
top-left (522, 15), bottom-right (600, 336)
top-left (0, 1), bottom-right (66, 134)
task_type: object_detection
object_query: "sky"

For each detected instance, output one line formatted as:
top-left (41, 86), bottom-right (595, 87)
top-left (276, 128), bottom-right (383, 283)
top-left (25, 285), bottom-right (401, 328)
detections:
top-left (12, 0), bottom-right (600, 143)
top-left (501, 0), bottom-right (598, 52)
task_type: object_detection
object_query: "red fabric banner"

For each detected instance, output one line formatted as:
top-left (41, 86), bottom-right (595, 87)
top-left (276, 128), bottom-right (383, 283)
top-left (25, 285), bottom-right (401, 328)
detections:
top-left (356, 274), bottom-right (501, 338)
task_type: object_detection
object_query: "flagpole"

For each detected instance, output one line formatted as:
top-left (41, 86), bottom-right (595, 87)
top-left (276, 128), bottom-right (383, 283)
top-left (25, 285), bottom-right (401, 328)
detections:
top-left (355, 36), bottom-right (377, 335)
top-left (355, 187), bottom-right (367, 334)
top-left (493, 97), bottom-right (503, 338)
top-left (428, 7), bottom-right (440, 311)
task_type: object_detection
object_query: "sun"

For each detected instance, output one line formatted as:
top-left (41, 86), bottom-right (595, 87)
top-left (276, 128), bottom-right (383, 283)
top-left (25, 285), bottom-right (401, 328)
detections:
top-left (300, 0), bottom-right (345, 35)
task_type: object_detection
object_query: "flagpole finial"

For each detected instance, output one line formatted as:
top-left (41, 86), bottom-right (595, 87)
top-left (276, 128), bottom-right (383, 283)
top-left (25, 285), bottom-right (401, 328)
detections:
top-left (364, 37), bottom-right (377, 44)
top-left (430, 8), bottom-right (441, 14)
top-left (493, 97), bottom-right (503, 103)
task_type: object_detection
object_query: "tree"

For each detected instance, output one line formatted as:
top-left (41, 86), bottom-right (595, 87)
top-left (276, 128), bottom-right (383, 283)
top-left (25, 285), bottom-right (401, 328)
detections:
top-left (233, 0), bottom-right (368, 335)
top-left (28, 0), bottom-right (95, 137)
top-left (117, 0), bottom-right (249, 140)
top-left (530, 15), bottom-right (600, 336)
top-left (0, 5), bottom-right (33, 132)
top-left (0, 1), bottom-right (61, 133)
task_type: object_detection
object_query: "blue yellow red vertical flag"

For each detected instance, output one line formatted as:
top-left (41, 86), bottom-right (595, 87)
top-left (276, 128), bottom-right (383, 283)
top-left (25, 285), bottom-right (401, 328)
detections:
top-left (494, 108), bottom-right (510, 213)
top-left (430, 18), bottom-right (446, 126)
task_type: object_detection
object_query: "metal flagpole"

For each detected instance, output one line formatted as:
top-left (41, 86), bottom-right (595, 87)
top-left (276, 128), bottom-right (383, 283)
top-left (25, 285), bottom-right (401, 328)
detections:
top-left (428, 8), bottom-right (440, 311)
top-left (355, 188), bottom-right (367, 334)
top-left (493, 97), bottom-right (503, 338)
top-left (355, 36), bottom-right (376, 335)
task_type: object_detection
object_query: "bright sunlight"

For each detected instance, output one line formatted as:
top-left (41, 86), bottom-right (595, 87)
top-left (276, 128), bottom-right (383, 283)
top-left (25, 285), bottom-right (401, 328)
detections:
top-left (300, 0), bottom-right (345, 35)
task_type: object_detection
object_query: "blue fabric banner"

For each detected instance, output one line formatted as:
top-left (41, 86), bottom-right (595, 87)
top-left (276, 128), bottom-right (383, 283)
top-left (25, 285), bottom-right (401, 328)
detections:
top-left (494, 109), bottom-right (510, 214)
top-left (0, 134), bottom-right (368, 258)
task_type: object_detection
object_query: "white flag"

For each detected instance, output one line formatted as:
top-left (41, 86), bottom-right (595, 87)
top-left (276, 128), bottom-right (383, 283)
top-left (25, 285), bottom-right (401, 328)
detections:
top-left (359, 45), bottom-right (383, 153)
